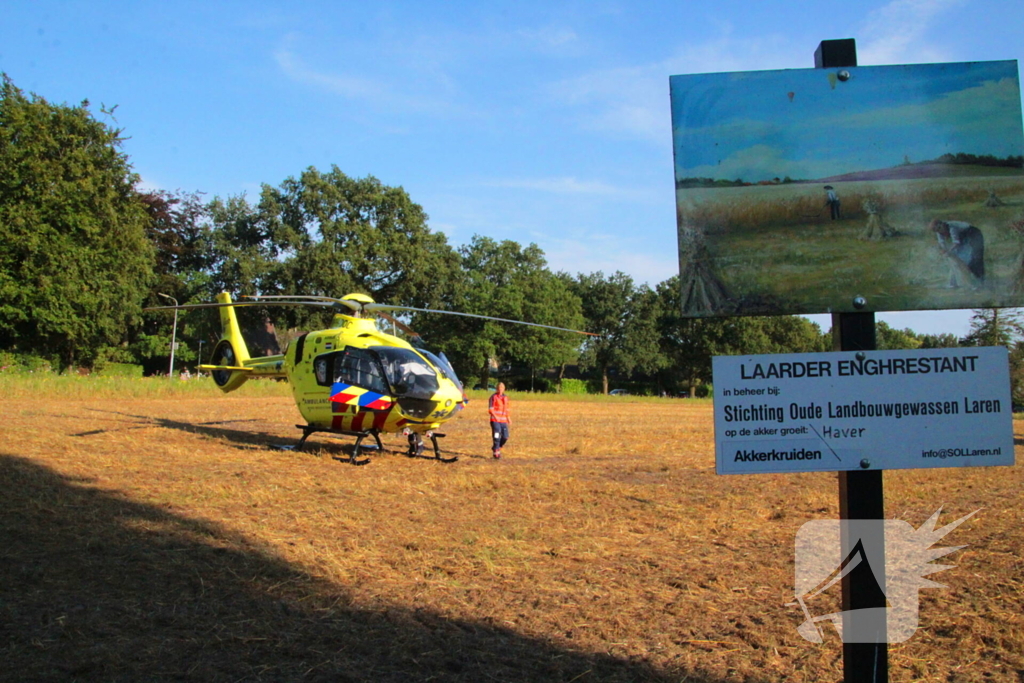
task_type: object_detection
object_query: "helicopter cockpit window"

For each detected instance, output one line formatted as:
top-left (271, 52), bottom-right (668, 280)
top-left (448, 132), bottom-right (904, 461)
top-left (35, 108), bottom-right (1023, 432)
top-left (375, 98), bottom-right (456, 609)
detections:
top-left (333, 348), bottom-right (389, 395)
top-left (418, 348), bottom-right (462, 391)
top-left (372, 346), bottom-right (439, 400)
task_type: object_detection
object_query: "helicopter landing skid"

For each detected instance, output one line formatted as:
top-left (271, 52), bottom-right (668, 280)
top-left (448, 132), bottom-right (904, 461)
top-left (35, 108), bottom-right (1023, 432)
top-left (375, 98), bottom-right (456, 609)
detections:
top-left (406, 431), bottom-right (457, 463)
top-left (295, 425), bottom-right (383, 465)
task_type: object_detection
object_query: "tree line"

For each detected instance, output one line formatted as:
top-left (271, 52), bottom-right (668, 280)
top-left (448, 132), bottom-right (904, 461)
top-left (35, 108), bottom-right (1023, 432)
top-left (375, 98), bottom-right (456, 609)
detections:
top-left (3, 74), bottom-right (1021, 397)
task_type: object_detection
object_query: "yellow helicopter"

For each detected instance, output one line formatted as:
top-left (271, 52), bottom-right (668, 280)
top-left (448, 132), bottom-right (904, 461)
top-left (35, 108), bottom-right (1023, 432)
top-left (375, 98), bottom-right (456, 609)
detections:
top-left (147, 292), bottom-right (593, 464)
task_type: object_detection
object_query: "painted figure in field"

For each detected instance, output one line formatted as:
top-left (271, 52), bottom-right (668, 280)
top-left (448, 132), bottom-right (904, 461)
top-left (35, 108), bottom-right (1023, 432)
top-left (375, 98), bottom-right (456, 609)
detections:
top-left (930, 219), bottom-right (985, 288)
top-left (824, 185), bottom-right (841, 220)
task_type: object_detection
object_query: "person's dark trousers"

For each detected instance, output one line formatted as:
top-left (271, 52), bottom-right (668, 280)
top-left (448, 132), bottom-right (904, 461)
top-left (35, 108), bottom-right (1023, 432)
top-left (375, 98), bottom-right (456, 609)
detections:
top-left (491, 421), bottom-right (509, 451)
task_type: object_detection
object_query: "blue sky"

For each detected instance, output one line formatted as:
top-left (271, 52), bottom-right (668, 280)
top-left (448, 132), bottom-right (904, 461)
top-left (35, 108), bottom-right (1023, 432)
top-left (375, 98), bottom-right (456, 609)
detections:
top-left (2, 0), bottom-right (1022, 336)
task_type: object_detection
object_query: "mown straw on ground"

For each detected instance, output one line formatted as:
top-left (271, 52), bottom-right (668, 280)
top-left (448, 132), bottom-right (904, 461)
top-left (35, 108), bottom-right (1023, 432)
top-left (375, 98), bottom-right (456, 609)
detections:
top-left (1, 379), bottom-right (1021, 681)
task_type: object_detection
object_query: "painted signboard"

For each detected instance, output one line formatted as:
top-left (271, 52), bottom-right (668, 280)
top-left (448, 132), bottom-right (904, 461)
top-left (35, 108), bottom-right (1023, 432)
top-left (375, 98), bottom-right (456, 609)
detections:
top-left (713, 347), bottom-right (1014, 475)
top-left (670, 61), bottom-right (1024, 317)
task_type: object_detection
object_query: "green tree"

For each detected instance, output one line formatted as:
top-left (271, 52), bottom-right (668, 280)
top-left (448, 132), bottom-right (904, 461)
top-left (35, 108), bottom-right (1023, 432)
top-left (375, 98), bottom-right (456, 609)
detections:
top-left (131, 190), bottom-right (216, 373)
top-left (739, 316), bottom-right (830, 355)
top-left (875, 321), bottom-right (923, 350)
top-left (960, 309), bottom-right (1024, 348)
top-left (207, 193), bottom-right (291, 298)
top-left (260, 166), bottom-right (459, 323)
top-left (918, 333), bottom-right (959, 349)
top-left (511, 268), bottom-right (584, 388)
top-left (200, 192), bottom-right (299, 350)
top-left (572, 271), bottom-right (665, 394)
top-left (203, 167), bottom-right (460, 356)
top-left (414, 236), bottom-right (584, 388)
top-left (656, 276), bottom-right (828, 396)
top-left (960, 309), bottom-right (1024, 404)
top-left (0, 75), bottom-right (153, 368)
top-left (140, 189), bottom-right (214, 298)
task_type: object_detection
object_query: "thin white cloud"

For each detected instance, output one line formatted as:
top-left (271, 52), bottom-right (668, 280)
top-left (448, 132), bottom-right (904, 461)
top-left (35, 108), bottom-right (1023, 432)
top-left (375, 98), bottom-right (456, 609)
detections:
top-left (517, 25), bottom-right (581, 52)
top-left (482, 176), bottom-right (657, 201)
top-left (858, 0), bottom-right (968, 65)
top-left (548, 32), bottom-right (803, 143)
top-left (274, 47), bottom-right (386, 101)
top-left (423, 188), bottom-right (676, 286)
top-left (544, 0), bottom-right (982, 146)
top-left (542, 234), bottom-right (679, 285)
top-left (272, 34), bottom-right (463, 117)
top-left (550, 63), bottom-right (665, 141)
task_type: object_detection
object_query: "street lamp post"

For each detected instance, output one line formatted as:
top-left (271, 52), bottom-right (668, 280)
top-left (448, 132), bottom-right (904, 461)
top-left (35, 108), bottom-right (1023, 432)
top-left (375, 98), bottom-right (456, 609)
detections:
top-left (157, 293), bottom-right (178, 379)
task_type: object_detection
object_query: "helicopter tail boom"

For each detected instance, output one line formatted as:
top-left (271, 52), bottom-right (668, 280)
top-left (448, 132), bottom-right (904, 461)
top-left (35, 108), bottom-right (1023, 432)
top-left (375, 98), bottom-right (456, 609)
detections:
top-left (218, 292), bottom-right (251, 362)
top-left (207, 292), bottom-right (270, 392)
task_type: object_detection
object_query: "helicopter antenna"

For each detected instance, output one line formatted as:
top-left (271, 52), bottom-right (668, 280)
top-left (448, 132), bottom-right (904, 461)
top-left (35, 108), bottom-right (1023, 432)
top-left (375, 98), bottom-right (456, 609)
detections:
top-left (375, 310), bottom-right (423, 342)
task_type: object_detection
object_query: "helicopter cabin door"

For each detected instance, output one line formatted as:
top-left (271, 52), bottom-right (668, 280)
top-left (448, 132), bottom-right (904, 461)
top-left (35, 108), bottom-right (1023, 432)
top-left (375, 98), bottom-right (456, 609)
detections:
top-left (319, 348), bottom-right (394, 415)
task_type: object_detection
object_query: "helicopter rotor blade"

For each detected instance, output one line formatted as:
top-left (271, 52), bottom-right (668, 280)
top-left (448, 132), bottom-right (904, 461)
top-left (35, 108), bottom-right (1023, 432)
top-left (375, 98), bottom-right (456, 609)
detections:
top-left (240, 294), bottom-right (360, 312)
top-left (145, 296), bottom-right (597, 336)
top-left (363, 303), bottom-right (599, 336)
top-left (144, 300), bottom-right (341, 312)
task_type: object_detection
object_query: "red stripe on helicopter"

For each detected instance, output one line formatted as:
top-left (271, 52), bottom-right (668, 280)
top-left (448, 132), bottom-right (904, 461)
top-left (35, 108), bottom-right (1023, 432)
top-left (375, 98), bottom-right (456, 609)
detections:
top-left (351, 411), bottom-right (368, 432)
top-left (331, 415), bottom-right (345, 430)
top-left (372, 410), bottom-right (390, 431)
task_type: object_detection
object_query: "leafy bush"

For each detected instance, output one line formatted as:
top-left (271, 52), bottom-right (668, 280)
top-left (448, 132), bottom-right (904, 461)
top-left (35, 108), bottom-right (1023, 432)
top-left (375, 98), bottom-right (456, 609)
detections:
top-left (0, 351), bottom-right (16, 373)
top-left (0, 351), bottom-right (54, 374)
top-left (95, 362), bottom-right (144, 378)
top-left (558, 378), bottom-right (590, 395)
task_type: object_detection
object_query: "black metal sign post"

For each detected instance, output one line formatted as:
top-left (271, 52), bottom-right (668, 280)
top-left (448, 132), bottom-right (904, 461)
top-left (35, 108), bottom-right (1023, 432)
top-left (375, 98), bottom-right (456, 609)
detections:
top-left (817, 39), bottom-right (890, 683)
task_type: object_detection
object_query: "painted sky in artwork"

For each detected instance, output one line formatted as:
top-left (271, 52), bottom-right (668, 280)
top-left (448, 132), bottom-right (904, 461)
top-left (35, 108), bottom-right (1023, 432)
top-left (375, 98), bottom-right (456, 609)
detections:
top-left (671, 60), bottom-right (1023, 184)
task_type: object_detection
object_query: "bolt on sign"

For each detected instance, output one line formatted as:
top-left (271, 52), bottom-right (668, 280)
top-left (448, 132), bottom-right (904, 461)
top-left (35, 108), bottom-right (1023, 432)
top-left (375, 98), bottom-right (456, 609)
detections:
top-left (669, 61), bottom-right (1024, 318)
top-left (712, 347), bottom-right (1014, 475)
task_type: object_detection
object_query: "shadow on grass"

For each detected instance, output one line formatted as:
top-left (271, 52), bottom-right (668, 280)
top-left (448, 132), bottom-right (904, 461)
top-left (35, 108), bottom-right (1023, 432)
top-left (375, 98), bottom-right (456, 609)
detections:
top-left (0, 454), bottom-right (751, 682)
top-left (71, 409), bottom-right (477, 462)
top-left (71, 408), bottom-right (285, 448)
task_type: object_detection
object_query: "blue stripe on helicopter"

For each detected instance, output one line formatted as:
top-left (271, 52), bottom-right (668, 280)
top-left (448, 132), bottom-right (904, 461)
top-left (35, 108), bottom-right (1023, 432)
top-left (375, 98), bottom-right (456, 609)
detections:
top-left (359, 392), bottom-right (393, 410)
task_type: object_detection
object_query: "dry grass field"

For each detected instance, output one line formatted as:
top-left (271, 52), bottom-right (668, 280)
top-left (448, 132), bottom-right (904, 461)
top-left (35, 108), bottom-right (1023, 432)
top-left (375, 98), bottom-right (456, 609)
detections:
top-left (1, 378), bottom-right (1022, 682)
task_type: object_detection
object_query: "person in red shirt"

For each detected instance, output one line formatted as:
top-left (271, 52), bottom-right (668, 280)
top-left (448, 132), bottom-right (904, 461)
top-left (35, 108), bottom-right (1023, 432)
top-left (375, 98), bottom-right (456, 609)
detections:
top-left (488, 382), bottom-right (510, 459)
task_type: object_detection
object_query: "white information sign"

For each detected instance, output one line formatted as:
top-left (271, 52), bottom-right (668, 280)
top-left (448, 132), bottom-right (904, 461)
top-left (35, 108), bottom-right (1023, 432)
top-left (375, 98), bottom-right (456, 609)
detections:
top-left (713, 347), bottom-right (1015, 475)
